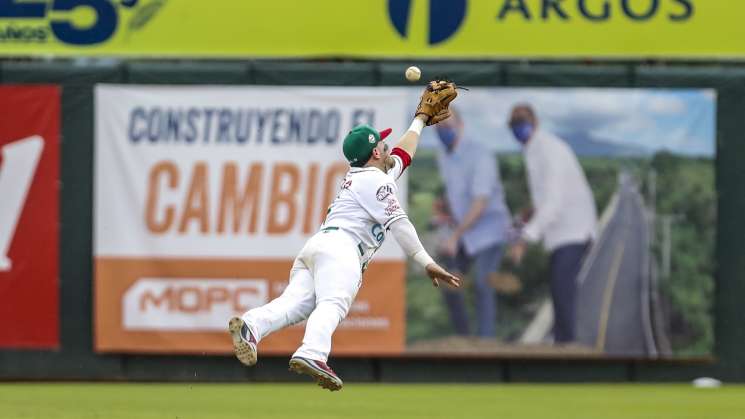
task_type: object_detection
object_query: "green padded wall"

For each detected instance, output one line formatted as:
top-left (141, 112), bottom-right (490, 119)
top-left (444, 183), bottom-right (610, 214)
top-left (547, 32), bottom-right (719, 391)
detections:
top-left (253, 61), bottom-right (377, 85)
top-left (0, 61), bottom-right (743, 383)
top-left (126, 61), bottom-right (251, 84)
top-left (379, 62), bottom-right (503, 86)
top-left (505, 64), bottom-right (633, 87)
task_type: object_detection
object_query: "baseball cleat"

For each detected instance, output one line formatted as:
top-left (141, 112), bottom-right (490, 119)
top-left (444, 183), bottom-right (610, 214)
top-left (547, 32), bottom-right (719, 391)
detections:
top-left (288, 357), bottom-right (343, 391)
top-left (228, 317), bottom-right (257, 367)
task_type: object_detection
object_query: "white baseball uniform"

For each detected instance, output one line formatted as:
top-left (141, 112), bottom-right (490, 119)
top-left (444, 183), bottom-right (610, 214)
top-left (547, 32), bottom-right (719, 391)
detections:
top-left (240, 148), bottom-right (412, 362)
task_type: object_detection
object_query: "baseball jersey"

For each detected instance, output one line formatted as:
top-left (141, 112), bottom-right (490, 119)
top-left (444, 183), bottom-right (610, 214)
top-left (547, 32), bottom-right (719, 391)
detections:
top-left (322, 148), bottom-right (412, 269)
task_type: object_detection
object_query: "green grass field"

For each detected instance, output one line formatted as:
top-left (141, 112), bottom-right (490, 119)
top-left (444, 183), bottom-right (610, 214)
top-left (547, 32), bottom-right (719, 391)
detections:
top-left (1, 383), bottom-right (743, 419)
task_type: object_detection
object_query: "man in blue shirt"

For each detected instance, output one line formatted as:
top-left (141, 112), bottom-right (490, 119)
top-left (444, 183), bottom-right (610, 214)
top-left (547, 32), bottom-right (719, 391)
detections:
top-left (435, 109), bottom-right (512, 337)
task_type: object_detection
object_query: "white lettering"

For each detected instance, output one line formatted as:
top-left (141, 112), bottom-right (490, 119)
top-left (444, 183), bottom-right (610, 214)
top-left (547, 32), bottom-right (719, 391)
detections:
top-left (0, 136), bottom-right (44, 272)
top-left (123, 278), bottom-right (268, 331)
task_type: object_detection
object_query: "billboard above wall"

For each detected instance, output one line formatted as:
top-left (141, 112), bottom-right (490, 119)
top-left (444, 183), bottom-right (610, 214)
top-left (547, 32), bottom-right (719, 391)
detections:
top-left (0, 0), bottom-right (742, 59)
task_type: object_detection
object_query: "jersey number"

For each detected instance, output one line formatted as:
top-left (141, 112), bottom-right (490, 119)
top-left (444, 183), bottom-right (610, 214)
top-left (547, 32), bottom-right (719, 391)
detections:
top-left (371, 223), bottom-right (384, 244)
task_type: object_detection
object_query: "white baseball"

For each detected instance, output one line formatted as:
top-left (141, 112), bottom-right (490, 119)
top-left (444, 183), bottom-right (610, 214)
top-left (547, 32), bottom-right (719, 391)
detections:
top-left (405, 66), bottom-right (421, 82)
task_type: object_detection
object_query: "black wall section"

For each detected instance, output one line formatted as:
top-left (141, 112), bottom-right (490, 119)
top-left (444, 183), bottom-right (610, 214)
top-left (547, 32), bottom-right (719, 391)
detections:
top-left (379, 62), bottom-right (503, 86)
top-left (504, 64), bottom-right (633, 87)
top-left (0, 61), bottom-right (741, 382)
top-left (126, 61), bottom-right (252, 84)
top-left (253, 61), bottom-right (377, 86)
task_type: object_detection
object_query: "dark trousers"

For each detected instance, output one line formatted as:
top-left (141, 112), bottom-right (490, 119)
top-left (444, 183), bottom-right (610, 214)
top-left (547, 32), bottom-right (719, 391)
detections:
top-left (441, 243), bottom-right (503, 338)
top-left (550, 241), bottom-right (590, 343)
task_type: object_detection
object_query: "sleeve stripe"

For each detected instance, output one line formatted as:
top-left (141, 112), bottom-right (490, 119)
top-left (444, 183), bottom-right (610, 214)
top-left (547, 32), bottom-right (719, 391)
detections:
top-left (391, 147), bottom-right (412, 171)
top-left (384, 214), bottom-right (409, 230)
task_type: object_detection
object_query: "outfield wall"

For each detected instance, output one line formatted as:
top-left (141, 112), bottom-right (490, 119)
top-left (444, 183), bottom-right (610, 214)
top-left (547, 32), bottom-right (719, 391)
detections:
top-left (0, 61), bottom-right (743, 382)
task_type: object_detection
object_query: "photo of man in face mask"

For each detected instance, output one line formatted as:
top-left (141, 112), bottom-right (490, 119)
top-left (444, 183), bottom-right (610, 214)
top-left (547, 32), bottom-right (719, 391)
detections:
top-left (508, 103), bottom-right (597, 344)
top-left (434, 108), bottom-right (512, 338)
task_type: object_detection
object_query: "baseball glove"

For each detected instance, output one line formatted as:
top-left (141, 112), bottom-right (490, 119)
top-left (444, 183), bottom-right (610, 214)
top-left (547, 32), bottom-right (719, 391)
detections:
top-left (415, 80), bottom-right (458, 126)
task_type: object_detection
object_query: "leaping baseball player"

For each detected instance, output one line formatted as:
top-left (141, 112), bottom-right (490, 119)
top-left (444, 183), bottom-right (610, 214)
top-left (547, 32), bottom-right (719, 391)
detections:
top-left (228, 81), bottom-right (461, 391)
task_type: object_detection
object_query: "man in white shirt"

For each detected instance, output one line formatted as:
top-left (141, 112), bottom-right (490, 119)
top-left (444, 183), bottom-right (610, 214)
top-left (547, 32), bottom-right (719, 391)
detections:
top-left (508, 104), bottom-right (596, 343)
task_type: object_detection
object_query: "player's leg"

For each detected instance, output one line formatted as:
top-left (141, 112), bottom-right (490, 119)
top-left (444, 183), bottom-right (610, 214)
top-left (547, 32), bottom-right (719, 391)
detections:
top-left (549, 241), bottom-right (589, 343)
top-left (472, 243), bottom-right (503, 338)
top-left (289, 241), bottom-right (360, 390)
top-left (294, 249), bottom-right (359, 361)
top-left (242, 260), bottom-right (316, 339)
top-left (440, 243), bottom-right (471, 335)
top-left (229, 259), bottom-right (315, 366)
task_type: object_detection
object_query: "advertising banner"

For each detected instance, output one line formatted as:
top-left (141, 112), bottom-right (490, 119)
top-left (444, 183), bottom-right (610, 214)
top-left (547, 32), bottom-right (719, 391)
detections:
top-left (94, 85), bottom-right (409, 354)
top-left (95, 85), bottom-right (715, 359)
top-left (405, 87), bottom-right (715, 359)
top-left (1, 0), bottom-right (743, 59)
top-left (0, 85), bottom-right (60, 349)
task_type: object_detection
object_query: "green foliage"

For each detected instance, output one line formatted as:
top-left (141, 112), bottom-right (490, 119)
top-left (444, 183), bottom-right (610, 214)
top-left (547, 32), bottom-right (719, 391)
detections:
top-left (406, 271), bottom-right (453, 340)
top-left (648, 152), bottom-right (715, 356)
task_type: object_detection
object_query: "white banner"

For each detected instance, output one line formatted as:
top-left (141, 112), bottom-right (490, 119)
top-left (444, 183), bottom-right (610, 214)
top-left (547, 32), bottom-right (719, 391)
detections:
top-left (94, 85), bottom-right (410, 259)
top-left (94, 85), bottom-right (410, 354)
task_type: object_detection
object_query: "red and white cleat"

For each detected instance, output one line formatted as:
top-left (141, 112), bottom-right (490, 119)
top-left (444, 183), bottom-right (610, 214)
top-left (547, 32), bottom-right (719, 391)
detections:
top-left (288, 357), bottom-right (344, 391)
top-left (228, 317), bottom-right (257, 367)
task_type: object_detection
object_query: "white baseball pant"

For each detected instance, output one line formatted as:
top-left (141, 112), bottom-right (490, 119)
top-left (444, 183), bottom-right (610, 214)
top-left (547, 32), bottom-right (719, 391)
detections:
top-left (240, 229), bottom-right (362, 362)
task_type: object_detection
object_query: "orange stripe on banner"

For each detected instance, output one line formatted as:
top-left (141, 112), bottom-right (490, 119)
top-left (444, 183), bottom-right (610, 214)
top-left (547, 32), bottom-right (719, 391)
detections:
top-left (94, 257), bottom-right (405, 355)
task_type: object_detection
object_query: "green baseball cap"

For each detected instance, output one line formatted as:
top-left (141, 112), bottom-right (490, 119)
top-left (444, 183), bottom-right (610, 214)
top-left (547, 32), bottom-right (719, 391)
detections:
top-left (342, 125), bottom-right (392, 167)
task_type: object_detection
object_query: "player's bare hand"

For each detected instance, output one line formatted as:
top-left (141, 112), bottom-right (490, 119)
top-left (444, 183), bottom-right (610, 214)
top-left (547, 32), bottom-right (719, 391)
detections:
top-left (425, 263), bottom-right (461, 288)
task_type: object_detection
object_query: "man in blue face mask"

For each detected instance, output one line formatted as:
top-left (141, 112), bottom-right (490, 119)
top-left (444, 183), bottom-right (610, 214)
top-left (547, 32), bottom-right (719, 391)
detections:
top-left (433, 108), bottom-right (512, 338)
top-left (508, 104), bottom-right (597, 344)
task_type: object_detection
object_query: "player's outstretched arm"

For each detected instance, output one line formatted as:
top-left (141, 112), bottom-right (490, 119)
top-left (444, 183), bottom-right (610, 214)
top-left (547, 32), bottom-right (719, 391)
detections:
top-left (389, 218), bottom-right (461, 288)
top-left (393, 115), bottom-right (428, 159)
top-left (394, 80), bottom-right (458, 160)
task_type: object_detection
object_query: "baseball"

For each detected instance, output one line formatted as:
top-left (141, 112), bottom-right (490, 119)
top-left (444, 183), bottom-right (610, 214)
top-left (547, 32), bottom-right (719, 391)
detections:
top-left (405, 66), bottom-right (421, 82)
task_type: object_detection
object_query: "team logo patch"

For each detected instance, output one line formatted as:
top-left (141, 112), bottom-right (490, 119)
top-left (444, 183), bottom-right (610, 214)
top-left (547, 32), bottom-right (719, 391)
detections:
top-left (384, 198), bottom-right (401, 216)
top-left (368, 134), bottom-right (376, 143)
top-left (376, 184), bottom-right (394, 201)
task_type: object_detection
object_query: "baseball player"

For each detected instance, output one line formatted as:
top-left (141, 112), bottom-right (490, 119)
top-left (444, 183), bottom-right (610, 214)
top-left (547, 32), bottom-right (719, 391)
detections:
top-left (228, 81), bottom-right (460, 391)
